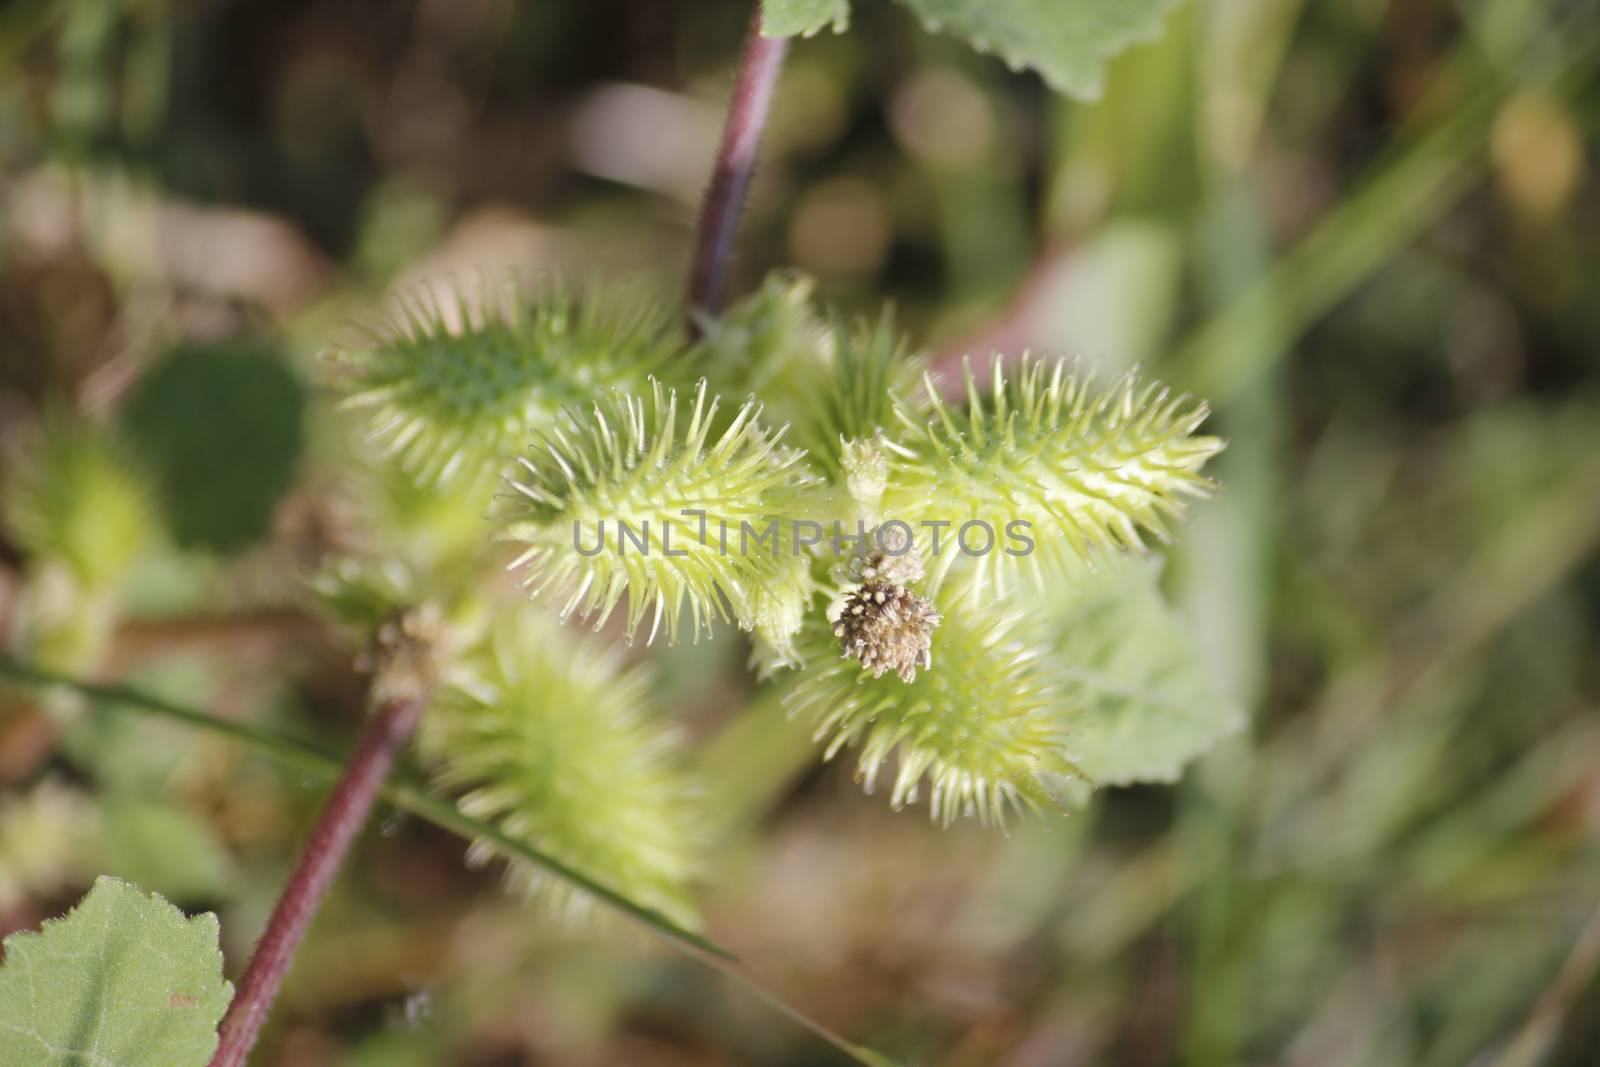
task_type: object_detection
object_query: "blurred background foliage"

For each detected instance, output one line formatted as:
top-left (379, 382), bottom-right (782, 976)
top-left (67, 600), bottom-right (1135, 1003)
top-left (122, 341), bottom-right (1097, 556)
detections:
top-left (1, 0), bottom-right (1599, 1064)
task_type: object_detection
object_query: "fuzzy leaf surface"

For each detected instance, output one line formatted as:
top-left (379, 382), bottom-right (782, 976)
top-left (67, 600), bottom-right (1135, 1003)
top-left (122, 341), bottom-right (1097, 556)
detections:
top-left (897, 0), bottom-right (1179, 98)
top-left (765, 0), bottom-right (1180, 98)
top-left (761, 0), bottom-right (850, 36)
top-left (0, 876), bottom-right (232, 1067)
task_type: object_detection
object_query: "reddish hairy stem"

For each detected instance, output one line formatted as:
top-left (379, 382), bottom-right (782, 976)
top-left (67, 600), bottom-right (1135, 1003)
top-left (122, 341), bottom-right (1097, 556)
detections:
top-left (211, 12), bottom-right (788, 1062)
top-left (209, 693), bottom-right (428, 1067)
top-left (686, 10), bottom-right (789, 332)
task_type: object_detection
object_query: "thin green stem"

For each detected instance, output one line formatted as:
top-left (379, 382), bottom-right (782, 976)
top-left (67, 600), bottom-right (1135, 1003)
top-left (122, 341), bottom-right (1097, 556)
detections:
top-left (0, 657), bottom-right (899, 1067)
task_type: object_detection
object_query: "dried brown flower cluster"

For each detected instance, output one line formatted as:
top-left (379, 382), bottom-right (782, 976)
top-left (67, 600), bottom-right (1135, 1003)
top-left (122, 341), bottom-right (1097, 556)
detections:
top-left (834, 549), bottom-right (941, 683)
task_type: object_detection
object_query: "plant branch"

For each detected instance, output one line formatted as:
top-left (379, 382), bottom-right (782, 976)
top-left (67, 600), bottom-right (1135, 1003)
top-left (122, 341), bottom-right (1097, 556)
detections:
top-left (208, 688), bottom-right (430, 1067)
top-left (0, 657), bottom-right (900, 1067)
top-left (686, 10), bottom-right (788, 332)
top-left (0, 655), bottom-right (726, 955)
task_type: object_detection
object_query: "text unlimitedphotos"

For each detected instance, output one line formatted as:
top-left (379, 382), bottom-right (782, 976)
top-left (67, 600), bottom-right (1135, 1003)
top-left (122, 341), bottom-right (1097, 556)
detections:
top-left (571, 514), bottom-right (1036, 559)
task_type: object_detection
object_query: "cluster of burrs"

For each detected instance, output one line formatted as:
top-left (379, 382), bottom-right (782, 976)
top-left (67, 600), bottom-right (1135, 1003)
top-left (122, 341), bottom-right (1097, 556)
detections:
top-left (833, 529), bottom-right (941, 683)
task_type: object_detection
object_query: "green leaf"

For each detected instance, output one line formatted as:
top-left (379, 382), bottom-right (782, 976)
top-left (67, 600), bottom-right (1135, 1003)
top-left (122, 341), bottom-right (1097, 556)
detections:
top-left (122, 341), bottom-right (306, 553)
top-left (766, 0), bottom-right (1179, 98)
top-left (1043, 559), bottom-right (1243, 784)
top-left (0, 876), bottom-right (232, 1067)
top-left (761, 0), bottom-right (850, 37)
top-left (895, 0), bottom-right (1181, 98)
